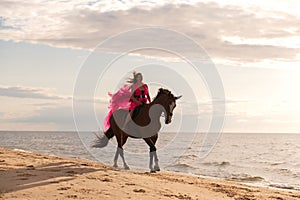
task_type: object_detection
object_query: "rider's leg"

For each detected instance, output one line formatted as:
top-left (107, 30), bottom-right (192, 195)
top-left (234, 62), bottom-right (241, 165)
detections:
top-left (122, 109), bottom-right (133, 131)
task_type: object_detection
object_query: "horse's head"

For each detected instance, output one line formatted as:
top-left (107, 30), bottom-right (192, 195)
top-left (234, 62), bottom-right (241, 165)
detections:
top-left (155, 88), bottom-right (182, 124)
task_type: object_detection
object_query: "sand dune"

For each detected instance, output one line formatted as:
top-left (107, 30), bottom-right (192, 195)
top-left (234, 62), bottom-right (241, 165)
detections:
top-left (0, 148), bottom-right (299, 200)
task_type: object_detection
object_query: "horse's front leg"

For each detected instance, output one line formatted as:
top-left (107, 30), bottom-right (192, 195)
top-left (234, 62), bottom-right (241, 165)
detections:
top-left (153, 151), bottom-right (160, 171)
top-left (151, 134), bottom-right (160, 171)
top-left (144, 137), bottom-right (159, 172)
top-left (149, 151), bottom-right (154, 172)
top-left (149, 151), bottom-right (160, 172)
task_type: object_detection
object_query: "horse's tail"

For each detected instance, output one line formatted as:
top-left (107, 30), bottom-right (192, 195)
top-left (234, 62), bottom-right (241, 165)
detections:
top-left (91, 127), bottom-right (114, 148)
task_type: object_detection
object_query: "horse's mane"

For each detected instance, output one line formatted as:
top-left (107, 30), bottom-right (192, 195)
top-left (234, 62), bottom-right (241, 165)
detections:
top-left (153, 88), bottom-right (175, 101)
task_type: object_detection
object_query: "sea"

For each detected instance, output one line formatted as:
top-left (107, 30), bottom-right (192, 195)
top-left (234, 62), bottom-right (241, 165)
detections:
top-left (0, 131), bottom-right (299, 191)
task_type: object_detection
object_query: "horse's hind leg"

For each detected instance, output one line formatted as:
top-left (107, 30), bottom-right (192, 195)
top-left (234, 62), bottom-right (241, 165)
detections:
top-left (116, 134), bottom-right (130, 170)
top-left (113, 147), bottom-right (129, 170)
top-left (113, 147), bottom-right (120, 168)
top-left (113, 125), bottom-right (130, 170)
top-left (119, 147), bottom-right (130, 170)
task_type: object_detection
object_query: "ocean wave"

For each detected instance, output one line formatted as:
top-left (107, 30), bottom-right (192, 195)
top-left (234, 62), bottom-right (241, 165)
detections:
top-left (13, 148), bottom-right (31, 153)
top-left (202, 161), bottom-right (230, 167)
top-left (274, 168), bottom-right (295, 177)
top-left (279, 168), bottom-right (291, 172)
top-left (228, 174), bottom-right (265, 182)
top-left (178, 154), bottom-right (198, 160)
top-left (270, 162), bottom-right (286, 166)
top-left (294, 163), bottom-right (300, 168)
top-left (168, 162), bottom-right (197, 170)
top-left (269, 183), bottom-right (296, 190)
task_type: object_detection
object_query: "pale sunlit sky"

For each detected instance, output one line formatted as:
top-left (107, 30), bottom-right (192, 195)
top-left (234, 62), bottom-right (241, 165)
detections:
top-left (0, 0), bottom-right (300, 132)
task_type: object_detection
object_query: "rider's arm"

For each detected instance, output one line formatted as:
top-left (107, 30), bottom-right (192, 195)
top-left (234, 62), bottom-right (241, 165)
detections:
top-left (130, 95), bottom-right (142, 105)
top-left (144, 84), bottom-right (151, 103)
top-left (130, 85), bottom-right (143, 105)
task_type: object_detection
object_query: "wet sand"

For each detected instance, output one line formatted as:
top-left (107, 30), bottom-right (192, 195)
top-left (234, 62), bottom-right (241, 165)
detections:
top-left (0, 148), bottom-right (299, 200)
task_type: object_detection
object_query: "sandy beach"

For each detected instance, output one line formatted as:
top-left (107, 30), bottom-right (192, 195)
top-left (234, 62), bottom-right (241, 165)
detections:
top-left (0, 148), bottom-right (299, 200)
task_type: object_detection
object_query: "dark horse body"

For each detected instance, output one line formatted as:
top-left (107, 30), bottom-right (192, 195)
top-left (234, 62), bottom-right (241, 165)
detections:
top-left (92, 88), bottom-right (181, 172)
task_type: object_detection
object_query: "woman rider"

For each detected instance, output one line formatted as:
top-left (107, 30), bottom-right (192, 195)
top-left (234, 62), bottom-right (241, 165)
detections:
top-left (122, 72), bottom-right (151, 130)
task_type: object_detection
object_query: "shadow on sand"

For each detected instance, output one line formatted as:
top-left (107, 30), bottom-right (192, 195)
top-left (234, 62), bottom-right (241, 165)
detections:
top-left (0, 152), bottom-right (104, 194)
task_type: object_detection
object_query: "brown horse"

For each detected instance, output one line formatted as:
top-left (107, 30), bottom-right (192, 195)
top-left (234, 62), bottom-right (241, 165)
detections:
top-left (92, 88), bottom-right (181, 172)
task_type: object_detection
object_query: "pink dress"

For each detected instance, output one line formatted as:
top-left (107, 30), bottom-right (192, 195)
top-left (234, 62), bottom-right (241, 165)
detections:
top-left (103, 82), bottom-right (150, 131)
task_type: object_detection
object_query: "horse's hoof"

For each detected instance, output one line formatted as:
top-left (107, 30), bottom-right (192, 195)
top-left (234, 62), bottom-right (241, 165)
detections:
top-left (113, 164), bottom-right (118, 168)
top-left (154, 166), bottom-right (160, 171)
top-left (150, 169), bottom-right (156, 173)
top-left (124, 166), bottom-right (130, 170)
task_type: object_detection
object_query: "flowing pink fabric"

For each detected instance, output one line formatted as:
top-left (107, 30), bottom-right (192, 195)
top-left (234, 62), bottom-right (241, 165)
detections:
top-left (103, 84), bottom-right (131, 131)
top-left (103, 82), bottom-right (150, 131)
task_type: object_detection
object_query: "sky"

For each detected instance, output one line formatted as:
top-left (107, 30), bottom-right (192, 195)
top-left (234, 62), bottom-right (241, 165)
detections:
top-left (0, 0), bottom-right (300, 133)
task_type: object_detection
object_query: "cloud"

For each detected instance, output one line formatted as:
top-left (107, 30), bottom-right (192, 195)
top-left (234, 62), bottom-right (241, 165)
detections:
top-left (8, 104), bottom-right (104, 131)
top-left (0, 16), bottom-right (15, 30)
top-left (11, 106), bottom-right (73, 123)
top-left (223, 112), bottom-right (300, 133)
top-left (0, 85), bottom-right (68, 100)
top-left (0, 85), bottom-right (109, 106)
top-left (6, 105), bottom-right (76, 130)
top-left (0, 1), bottom-right (299, 62)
